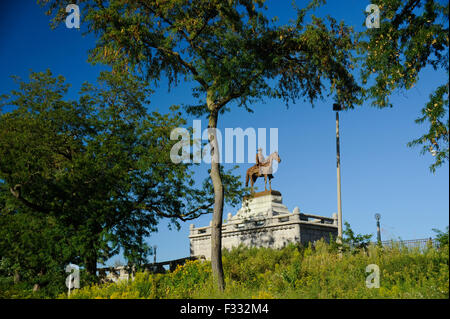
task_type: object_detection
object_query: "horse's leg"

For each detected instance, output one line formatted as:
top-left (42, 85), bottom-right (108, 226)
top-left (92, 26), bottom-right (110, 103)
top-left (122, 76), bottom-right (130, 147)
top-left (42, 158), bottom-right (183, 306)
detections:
top-left (264, 174), bottom-right (267, 191)
top-left (269, 176), bottom-right (272, 191)
top-left (253, 174), bottom-right (258, 192)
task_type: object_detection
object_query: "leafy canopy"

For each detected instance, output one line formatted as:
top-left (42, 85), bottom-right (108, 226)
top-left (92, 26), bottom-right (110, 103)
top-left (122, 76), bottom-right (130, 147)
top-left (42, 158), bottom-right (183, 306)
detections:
top-left (41, 0), bottom-right (362, 114)
top-left (0, 69), bottom-right (242, 275)
top-left (358, 0), bottom-right (449, 172)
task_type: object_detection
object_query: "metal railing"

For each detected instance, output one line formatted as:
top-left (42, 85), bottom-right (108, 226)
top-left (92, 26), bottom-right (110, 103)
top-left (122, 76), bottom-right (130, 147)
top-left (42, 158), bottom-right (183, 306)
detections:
top-left (372, 238), bottom-right (439, 249)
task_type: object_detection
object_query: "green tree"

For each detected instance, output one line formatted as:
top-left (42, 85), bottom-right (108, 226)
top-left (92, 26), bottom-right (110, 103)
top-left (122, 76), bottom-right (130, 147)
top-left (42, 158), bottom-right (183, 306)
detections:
top-left (41, 0), bottom-right (362, 290)
top-left (432, 226), bottom-right (449, 247)
top-left (0, 69), bottom-right (236, 285)
top-left (342, 221), bottom-right (373, 252)
top-left (0, 206), bottom-right (71, 296)
top-left (358, 0), bottom-right (449, 172)
top-left (329, 221), bottom-right (373, 253)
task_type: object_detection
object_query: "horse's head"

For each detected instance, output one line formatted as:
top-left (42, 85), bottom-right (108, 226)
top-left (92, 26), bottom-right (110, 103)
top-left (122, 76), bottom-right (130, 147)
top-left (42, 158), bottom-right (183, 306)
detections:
top-left (274, 151), bottom-right (281, 163)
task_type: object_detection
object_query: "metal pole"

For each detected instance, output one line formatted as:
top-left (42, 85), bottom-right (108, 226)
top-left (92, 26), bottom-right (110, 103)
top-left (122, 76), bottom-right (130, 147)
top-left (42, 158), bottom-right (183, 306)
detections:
top-left (336, 111), bottom-right (343, 243)
top-left (376, 220), bottom-right (381, 243)
top-left (375, 213), bottom-right (381, 245)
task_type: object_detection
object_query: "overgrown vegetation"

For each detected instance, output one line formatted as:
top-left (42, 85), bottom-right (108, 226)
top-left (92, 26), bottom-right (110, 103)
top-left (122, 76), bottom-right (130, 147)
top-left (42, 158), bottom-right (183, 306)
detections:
top-left (1, 225), bottom-right (447, 299)
top-left (60, 239), bottom-right (448, 299)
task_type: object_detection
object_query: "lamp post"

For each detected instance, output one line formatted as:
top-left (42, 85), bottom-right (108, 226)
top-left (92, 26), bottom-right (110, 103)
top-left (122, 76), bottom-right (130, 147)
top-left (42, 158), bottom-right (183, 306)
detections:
top-left (333, 103), bottom-right (343, 243)
top-left (375, 213), bottom-right (381, 244)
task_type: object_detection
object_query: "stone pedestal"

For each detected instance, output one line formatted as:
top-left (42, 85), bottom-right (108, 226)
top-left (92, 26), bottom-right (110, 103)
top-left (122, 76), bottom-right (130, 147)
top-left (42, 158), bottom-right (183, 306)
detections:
top-left (232, 190), bottom-right (289, 220)
top-left (189, 190), bottom-right (338, 260)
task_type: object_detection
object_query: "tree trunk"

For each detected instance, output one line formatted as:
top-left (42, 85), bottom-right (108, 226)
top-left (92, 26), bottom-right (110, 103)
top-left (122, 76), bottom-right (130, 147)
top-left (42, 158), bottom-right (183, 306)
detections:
top-left (33, 269), bottom-right (44, 293)
top-left (85, 244), bottom-right (98, 280)
top-left (13, 270), bottom-right (20, 284)
top-left (207, 107), bottom-right (225, 291)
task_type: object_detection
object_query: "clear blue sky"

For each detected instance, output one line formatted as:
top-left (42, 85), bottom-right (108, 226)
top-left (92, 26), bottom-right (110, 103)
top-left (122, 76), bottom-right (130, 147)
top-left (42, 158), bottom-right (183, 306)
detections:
top-left (1, 0), bottom-right (448, 264)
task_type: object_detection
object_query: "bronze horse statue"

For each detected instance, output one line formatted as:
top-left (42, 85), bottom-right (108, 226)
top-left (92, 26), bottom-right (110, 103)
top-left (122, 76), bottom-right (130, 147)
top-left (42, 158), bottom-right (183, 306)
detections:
top-left (245, 151), bottom-right (281, 192)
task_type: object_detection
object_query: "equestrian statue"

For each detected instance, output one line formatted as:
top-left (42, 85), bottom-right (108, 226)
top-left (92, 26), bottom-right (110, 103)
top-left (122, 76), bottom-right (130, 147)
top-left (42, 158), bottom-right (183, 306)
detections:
top-left (245, 148), bottom-right (281, 192)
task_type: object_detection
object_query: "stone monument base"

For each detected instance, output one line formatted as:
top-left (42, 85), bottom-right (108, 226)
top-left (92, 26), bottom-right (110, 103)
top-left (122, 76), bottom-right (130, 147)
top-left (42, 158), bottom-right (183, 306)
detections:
top-left (189, 190), bottom-right (338, 259)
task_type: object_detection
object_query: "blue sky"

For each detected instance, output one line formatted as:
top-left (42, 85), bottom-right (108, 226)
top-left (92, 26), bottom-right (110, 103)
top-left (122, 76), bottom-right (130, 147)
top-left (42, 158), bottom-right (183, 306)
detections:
top-left (0, 0), bottom-right (448, 264)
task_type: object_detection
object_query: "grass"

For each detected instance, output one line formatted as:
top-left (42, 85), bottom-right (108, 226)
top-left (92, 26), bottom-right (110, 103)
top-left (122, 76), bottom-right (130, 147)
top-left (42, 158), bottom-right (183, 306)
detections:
top-left (64, 240), bottom-right (449, 299)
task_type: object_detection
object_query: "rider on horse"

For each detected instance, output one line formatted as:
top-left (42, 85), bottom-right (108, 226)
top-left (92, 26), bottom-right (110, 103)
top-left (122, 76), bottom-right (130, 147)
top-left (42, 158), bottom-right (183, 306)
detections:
top-left (256, 148), bottom-right (271, 175)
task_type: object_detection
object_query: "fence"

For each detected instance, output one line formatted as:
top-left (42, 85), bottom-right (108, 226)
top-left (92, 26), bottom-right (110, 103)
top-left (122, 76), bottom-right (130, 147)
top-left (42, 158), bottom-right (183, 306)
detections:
top-left (372, 238), bottom-right (439, 250)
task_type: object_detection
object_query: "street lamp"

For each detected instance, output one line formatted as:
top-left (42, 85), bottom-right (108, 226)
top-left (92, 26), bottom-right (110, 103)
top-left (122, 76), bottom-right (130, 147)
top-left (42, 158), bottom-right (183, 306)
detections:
top-left (375, 213), bottom-right (382, 244)
top-left (333, 103), bottom-right (343, 243)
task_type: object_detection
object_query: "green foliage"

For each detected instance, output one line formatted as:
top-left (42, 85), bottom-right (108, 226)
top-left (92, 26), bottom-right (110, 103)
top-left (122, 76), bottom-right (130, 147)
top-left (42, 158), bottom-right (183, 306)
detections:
top-left (0, 211), bottom-right (70, 297)
top-left (341, 221), bottom-right (373, 253)
top-left (433, 226), bottom-right (449, 247)
top-left (358, 0), bottom-right (449, 172)
top-left (39, 0), bottom-right (364, 291)
top-left (66, 260), bottom-right (212, 299)
top-left (0, 69), bottom-right (246, 292)
top-left (41, 0), bottom-right (362, 111)
top-left (60, 241), bottom-right (448, 299)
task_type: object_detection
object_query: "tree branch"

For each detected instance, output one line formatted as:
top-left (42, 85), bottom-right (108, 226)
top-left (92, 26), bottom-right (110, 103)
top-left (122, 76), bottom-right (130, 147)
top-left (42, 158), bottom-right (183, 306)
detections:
top-left (216, 69), bottom-right (265, 110)
top-left (392, 0), bottom-right (421, 27)
top-left (9, 184), bottom-right (51, 214)
top-left (156, 46), bottom-right (209, 90)
top-left (146, 202), bottom-right (214, 222)
top-left (138, 1), bottom-right (210, 90)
